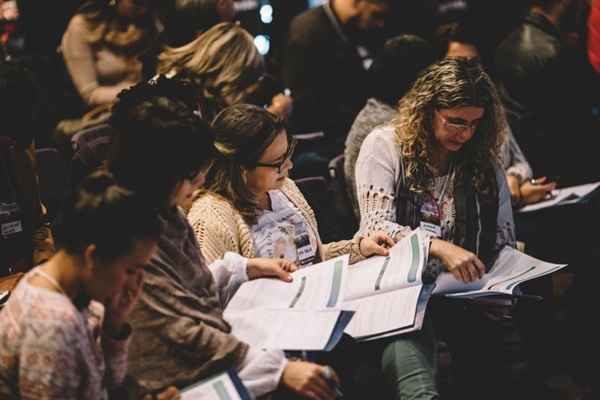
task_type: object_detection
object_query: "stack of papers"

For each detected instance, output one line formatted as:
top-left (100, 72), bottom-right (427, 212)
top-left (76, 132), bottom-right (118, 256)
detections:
top-left (224, 256), bottom-right (354, 351)
top-left (223, 230), bottom-right (432, 348)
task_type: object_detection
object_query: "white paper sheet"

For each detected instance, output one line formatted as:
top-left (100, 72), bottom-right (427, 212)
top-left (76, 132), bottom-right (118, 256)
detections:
top-left (519, 181), bottom-right (600, 213)
top-left (224, 308), bottom-right (345, 350)
top-left (433, 246), bottom-right (567, 297)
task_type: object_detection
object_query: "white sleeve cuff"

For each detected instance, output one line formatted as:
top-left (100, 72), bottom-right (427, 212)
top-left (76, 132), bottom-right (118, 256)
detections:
top-left (238, 347), bottom-right (287, 398)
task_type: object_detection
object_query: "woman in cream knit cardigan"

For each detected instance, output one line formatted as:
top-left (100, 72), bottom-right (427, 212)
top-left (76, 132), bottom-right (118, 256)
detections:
top-left (188, 104), bottom-right (392, 269)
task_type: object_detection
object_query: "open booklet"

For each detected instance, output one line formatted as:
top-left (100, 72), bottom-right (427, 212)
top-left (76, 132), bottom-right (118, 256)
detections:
top-left (181, 369), bottom-right (251, 400)
top-left (433, 246), bottom-right (567, 298)
top-left (341, 229), bottom-right (429, 341)
top-left (224, 230), bottom-right (432, 348)
top-left (224, 256), bottom-right (354, 351)
top-left (518, 181), bottom-right (600, 213)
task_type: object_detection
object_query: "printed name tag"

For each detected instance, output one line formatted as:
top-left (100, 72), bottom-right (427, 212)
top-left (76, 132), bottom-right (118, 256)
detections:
top-left (420, 221), bottom-right (442, 238)
top-left (2, 220), bottom-right (23, 237)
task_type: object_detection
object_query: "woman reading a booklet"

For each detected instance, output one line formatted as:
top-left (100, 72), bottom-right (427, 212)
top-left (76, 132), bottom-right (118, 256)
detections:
top-left (355, 58), bottom-right (516, 398)
top-left (188, 103), bottom-right (393, 268)
top-left (110, 79), bottom-right (340, 400)
top-left (0, 171), bottom-right (179, 399)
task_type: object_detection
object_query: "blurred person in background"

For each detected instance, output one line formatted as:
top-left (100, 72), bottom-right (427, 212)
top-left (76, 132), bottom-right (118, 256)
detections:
top-left (61, 0), bottom-right (160, 107)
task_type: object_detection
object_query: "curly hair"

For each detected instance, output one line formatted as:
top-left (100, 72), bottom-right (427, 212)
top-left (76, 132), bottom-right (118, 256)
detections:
top-left (108, 76), bottom-right (216, 210)
top-left (157, 22), bottom-right (264, 121)
top-left (203, 104), bottom-right (285, 225)
top-left (395, 58), bottom-right (507, 196)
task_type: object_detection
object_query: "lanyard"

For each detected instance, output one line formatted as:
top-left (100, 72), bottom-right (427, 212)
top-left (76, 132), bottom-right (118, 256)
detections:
top-left (34, 268), bottom-right (68, 296)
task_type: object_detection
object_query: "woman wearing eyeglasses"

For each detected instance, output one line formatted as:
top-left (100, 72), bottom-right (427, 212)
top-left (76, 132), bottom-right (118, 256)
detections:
top-left (356, 58), bottom-right (515, 283)
top-left (355, 58), bottom-right (516, 398)
top-left (188, 104), bottom-right (392, 271)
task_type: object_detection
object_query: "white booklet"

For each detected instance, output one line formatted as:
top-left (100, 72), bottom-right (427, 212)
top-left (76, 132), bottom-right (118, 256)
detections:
top-left (518, 181), bottom-right (600, 213)
top-left (433, 246), bottom-right (567, 298)
top-left (341, 229), bottom-right (429, 341)
top-left (181, 369), bottom-right (251, 400)
top-left (224, 256), bottom-right (353, 351)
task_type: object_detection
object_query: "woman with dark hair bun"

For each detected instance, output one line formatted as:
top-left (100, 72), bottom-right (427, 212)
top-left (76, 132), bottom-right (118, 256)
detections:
top-left (0, 170), bottom-right (172, 399)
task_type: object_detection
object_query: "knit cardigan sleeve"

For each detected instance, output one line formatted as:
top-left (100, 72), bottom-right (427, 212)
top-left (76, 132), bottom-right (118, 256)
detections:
top-left (188, 193), bottom-right (255, 265)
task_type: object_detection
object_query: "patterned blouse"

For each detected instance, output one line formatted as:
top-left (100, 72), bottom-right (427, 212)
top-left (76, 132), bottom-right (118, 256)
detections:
top-left (0, 268), bottom-right (130, 399)
top-left (355, 124), bottom-right (516, 280)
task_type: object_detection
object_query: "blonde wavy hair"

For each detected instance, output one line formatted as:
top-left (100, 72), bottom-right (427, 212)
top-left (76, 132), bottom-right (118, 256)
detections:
top-left (395, 58), bottom-right (507, 196)
top-left (157, 22), bottom-right (264, 121)
top-left (78, 0), bottom-right (158, 56)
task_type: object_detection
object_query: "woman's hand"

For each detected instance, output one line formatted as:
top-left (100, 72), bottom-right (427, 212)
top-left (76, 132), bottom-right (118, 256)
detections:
top-left (267, 94), bottom-right (294, 118)
top-left (359, 231), bottom-right (395, 258)
top-left (520, 177), bottom-right (556, 205)
top-left (247, 258), bottom-right (297, 282)
top-left (282, 361), bottom-right (339, 400)
top-left (506, 174), bottom-right (522, 200)
top-left (143, 387), bottom-right (180, 400)
top-left (430, 239), bottom-right (485, 283)
top-left (103, 268), bottom-right (144, 337)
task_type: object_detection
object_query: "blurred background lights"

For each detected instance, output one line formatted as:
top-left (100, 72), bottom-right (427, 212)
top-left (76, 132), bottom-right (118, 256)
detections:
top-left (254, 34), bottom-right (270, 55)
top-left (260, 4), bottom-right (273, 24)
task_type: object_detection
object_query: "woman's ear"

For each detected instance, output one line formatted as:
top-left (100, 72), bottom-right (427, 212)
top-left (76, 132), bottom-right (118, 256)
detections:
top-left (82, 244), bottom-right (98, 278)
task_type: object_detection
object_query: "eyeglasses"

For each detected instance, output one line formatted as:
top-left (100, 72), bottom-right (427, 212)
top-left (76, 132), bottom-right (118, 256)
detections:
top-left (435, 110), bottom-right (480, 134)
top-left (255, 137), bottom-right (297, 174)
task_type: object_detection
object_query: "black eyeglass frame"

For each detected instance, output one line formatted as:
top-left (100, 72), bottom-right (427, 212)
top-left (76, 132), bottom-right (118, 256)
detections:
top-left (254, 137), bottom-right (297, 174)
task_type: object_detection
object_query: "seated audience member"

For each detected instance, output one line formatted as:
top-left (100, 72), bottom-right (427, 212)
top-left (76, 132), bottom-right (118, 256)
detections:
top-left (61, 0), bottom-right (160, 107)
top-left (442, 26), bottom-right (556, 208)
top-left (162, 0), bottom-right (235, 47)
top-left (0, 60), bottom-right (54, 276)
top-left (357, 57), bottom-right (515, 282)
top-left (283, 0), bottom-right (391, 153)
top-left (344, 34), bottom-right (436, 219)
top-left (157, 22), bottom-right (292, 121)
top-left (494, 0), bottom-right (597, 185)
top-left (0, 171), bottom-right (179, 399)
top-left (108, 78), bottom-right (337, 399)
top-left (356, 58), bottom-right (516, 398)
top-left (189, 104), bottom-right (392, 267)
top-left (188, 103), bottom-right (451, 400)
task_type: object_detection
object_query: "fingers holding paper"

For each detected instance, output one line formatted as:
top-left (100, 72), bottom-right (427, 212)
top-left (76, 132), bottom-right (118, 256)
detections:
top-left (430, 239), bottom-right (485, 283)
top-left (359, 231), bottom-right (395, 257)
top-left (247, 257), bottom-right (298, 282)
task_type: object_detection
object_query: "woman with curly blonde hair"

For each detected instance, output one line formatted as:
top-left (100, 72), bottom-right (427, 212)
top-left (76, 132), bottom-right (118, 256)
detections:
top-left (355, 58), bottom-right (516, 399)
top-left (357, 58), bottom-right (515, 283)
top-left (157, 22), bottom-right (292, 121)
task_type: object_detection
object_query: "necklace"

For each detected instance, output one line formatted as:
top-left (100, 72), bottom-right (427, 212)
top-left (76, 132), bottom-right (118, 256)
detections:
top-left (34, 267), bottom-right (67, 296)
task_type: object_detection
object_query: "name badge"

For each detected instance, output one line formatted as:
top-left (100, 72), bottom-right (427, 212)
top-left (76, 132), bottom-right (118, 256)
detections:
top-left (420, 196), bottom-right (442, 238)
top-left (420, 221), bottom-right (442, 238)
top-left (1, 220), bottom-right (22, 237)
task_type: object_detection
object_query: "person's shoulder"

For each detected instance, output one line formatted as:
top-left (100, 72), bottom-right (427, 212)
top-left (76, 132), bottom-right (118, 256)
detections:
top-left (362, 123), bottom-right (397, 148)
top-left (188, 192), bottom-right (240, 229)
top-left (20, 290), bottom-right (85, 344)
top-left (289, 6), bottom-right (330, 44)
